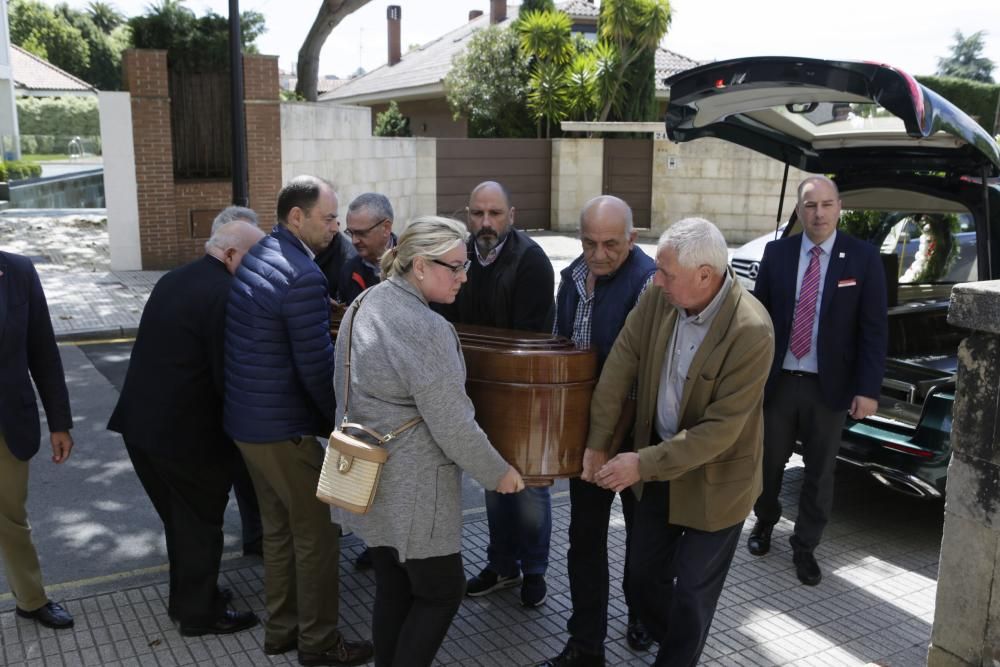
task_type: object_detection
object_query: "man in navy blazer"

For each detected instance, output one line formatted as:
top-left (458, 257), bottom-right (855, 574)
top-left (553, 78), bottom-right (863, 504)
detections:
top-left (748, 175), bottom-right (887, 586)
top-left (108, 215), bottom-right (264, 637)
top-left (0, 251), bottom-right (75, 629)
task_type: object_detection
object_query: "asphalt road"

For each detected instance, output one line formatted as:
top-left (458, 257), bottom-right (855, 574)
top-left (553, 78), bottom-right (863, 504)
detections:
top-left (0, 341), bottom-right (568, 609)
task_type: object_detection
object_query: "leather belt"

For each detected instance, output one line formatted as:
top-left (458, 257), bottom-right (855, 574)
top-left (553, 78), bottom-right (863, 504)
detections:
top-left (782, 369), bottom-right (818, 378)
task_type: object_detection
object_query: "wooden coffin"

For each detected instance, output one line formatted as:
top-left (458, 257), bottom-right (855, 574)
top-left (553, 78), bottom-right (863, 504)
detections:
top-left (455, 324), bottom-right (597, 485)
top-left (331, 311), bottom-right (597, 485)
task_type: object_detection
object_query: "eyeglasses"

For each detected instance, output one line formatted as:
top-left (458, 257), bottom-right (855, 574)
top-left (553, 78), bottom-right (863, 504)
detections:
top-left (344, 219), bottom-right (387, 239)
top-left (431, 258), bottom-right (472, 275)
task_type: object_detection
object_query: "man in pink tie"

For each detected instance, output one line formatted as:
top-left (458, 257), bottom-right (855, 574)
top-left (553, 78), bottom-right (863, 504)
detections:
top-left (748, 175), bottom-right (888, 586)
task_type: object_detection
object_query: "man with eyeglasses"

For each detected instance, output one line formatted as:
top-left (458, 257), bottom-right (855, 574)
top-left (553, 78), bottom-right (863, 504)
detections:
top-left (337, 193), bottom-right (397, 307)
top-left (435, 180), bottom-right (556, 609)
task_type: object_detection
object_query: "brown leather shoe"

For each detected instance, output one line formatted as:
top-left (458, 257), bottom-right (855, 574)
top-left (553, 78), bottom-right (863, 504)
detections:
top-left (298, 635), bottom-right (374, 666)
top-left (264, 636), bottom-right (298, 655)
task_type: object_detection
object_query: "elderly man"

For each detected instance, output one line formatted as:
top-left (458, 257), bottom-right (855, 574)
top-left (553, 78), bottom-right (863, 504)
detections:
top-left (108, 214), bottom-right (265, 636)
top-left (337, 192), bottom-right (396, 306)
top-left (436, 180), bottom-right (555, 607)
top-left (589, 218), bottom-right (774, 666)
top-left (0, 251), bottom-right (74, 630)
top-left (539, 195), bottom-right (656, 667)
top-left (748, 175), bottom-right (887, 585)
top-left (224, 176), bottom-right (373, 666)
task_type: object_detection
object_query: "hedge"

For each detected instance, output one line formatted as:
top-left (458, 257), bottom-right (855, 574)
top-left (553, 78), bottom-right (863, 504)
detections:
top-left (915, 75), bottom-right (1000, 134)
top-left (15, 96), bottom-right (100, 136)
top-left (20, 134), bottom-right (102, 156)
top-left (0, 160), bottom-right (43, 181)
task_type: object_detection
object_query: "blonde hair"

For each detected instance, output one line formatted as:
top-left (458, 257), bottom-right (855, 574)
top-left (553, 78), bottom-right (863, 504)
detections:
top-left (380, 215), bottom-right (469, 278)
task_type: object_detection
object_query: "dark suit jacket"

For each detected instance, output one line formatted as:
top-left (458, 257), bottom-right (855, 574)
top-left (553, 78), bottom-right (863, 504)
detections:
top-left (314, 232), bottom-right (357, 300)
top-left (0, 251), bottom-right (72, 461)
top-left (108, 255), bottom-right (234, 460)
top-left (753, 232), bottom-right (888, 411)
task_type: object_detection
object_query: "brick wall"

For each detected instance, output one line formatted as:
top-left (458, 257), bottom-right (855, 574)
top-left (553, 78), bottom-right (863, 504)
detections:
top-left (124, 49), bottom-right (282, 268)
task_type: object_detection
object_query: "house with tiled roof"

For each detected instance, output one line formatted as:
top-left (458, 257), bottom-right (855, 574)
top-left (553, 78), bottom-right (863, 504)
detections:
top-left (320, 1), bottom-right (699, 137)
top-left (10, 45), bottom-right (95, 97)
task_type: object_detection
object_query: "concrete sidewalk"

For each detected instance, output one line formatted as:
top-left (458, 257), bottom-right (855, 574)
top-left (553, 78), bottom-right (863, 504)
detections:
top-left (1, 465), bottom-right (938, 667)
top-left (0, 214), bottom-right (940, 666)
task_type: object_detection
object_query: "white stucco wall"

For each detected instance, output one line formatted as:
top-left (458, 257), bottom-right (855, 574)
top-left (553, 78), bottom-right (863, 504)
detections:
top-left (99, 91), bottom-right (142, 270)
top-left (281, 102), bottom-right (436, 228)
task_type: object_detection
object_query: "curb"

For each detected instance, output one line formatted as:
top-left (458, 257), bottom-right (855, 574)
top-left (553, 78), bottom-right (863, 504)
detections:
top-left (55, 326), bottom-right (138, 344)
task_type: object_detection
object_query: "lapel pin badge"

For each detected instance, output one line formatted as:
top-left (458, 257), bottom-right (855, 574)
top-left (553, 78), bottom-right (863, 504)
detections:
top-left (838, 252), bottom-right (845, 258)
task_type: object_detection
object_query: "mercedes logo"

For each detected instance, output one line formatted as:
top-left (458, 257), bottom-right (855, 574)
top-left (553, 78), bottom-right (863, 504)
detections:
top-left (748, 262), bottom-right (760, 280)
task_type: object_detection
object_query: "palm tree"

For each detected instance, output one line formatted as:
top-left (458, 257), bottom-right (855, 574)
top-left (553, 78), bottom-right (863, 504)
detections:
top-left (596, 0), bottom-right (671, 122)
top-left (87, 1), bottom-right (124, 34)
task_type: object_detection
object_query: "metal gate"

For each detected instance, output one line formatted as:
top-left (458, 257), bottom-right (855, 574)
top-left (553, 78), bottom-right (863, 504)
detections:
top-left (436, 139), bottom-right (552, 230)
top-left (603, 139), bottom-right (653, 229)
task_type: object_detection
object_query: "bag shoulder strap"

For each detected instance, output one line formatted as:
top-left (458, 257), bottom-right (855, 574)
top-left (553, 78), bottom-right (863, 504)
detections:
top-left (340, 293), bottom-right (424, 443)
top-left (341, 293), bottom-right (366, 422)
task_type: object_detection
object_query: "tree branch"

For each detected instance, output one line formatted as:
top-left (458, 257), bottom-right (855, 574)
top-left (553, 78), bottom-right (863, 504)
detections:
top-left (295, 0), bottom-right (372, 101)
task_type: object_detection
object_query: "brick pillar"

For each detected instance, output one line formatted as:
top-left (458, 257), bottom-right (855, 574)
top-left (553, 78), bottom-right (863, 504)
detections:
top-left (123, 49), bottom-right (177, 270)
top-left (929, 280), bottom-right (1000, 665)
top-left (243, 54), bottom-right (281, 232)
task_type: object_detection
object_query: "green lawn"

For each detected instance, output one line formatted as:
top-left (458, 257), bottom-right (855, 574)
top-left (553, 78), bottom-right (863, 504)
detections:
top-left (21, 153), bottom-right (75, 162)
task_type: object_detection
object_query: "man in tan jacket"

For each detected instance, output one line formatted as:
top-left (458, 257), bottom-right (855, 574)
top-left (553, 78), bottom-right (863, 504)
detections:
top-left (589, 217), bottom-right (774, 667)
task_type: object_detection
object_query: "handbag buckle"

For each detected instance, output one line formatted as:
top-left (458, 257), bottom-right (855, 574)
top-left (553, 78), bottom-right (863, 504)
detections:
top-left (337, 454), bottom-right (353, 473)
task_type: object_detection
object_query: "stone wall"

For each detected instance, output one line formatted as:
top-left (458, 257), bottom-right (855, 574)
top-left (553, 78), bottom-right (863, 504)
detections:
top-left (550, 138), bottom-right (603, 232)
top-left (280, 102), bottom-right (436, 228)
top-left (548, 136), bottom-right (806, 243)
top-left (929, 279), bottom-right (1000, 665)
top-left (652, 138), bottom-right (806, 244)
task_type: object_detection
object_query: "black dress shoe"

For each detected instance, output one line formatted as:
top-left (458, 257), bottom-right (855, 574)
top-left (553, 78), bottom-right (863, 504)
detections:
top-left (179, 608), bottom-right (259, 636)
top-left (16, 601), bottom-right (74, 629)
top-left (354, 547), bottom-right (373, 570)
top-left (626, 618), bottom-right (654, 651)
top-left (747, 520), bottom-right (774, 556)
top-left (298, 635), bottom-right (374, 666)
top-left (536, 645), bottom-right (605, 666)
top-left (792, 547), bottom-right (822, 586)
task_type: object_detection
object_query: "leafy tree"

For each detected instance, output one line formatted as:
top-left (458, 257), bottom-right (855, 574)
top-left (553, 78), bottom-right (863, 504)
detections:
top-left (595, 0), bottom-right (671, 122)
top-left (87, 1), bottom-right (124, 33)
top-left (518, 9), bottom-right (575, 136)
top-left (445, 25), bottom-right (535, 138)
top-left (9, 0), bottom-right (91, 82)
top-left (129, 0), bottom-right (265, 71)
top-left (54, 2), bottom-right (130, 90)
top-left (513, 0), bottom-right (556, 29)
top-left (373, 101), bottom-right (411, 137)
top-left (296, 0), bottom-right (372, 101)
top-left (937, 30), bottom-right (995, 83)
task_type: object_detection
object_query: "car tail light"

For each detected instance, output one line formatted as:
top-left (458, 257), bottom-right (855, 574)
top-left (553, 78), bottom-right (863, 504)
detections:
top-left (882, 442), bottom-right (934, 458)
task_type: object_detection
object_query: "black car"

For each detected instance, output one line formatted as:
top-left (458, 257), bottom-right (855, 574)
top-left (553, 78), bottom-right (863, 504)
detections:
top-left (664, 56), bottom-right (1000, 499)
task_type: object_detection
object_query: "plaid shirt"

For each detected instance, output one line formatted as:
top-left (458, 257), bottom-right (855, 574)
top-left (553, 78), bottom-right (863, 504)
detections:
top-left (554, 261), bottom-right (653, 399)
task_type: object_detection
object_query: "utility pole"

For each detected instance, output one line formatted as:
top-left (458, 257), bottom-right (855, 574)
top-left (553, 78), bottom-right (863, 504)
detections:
top-left (229, 0), bottom-right (249, 206)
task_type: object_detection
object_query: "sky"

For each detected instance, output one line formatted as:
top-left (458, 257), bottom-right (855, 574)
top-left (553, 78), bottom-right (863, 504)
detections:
top-left (59, 0), bottom-right (1000, 81)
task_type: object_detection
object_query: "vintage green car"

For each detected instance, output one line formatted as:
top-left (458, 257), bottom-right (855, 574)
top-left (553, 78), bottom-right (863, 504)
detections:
top-left (664, 56), bottom-right (1000, 499)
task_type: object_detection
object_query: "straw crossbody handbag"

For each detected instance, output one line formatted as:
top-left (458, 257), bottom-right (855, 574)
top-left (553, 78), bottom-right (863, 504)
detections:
top-left (316, 294), bottom-right (422, 514)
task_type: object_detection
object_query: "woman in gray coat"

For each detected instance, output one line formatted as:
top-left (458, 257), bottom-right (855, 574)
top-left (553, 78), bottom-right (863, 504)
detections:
top-left (333, 215), bottom-right (524, 667)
